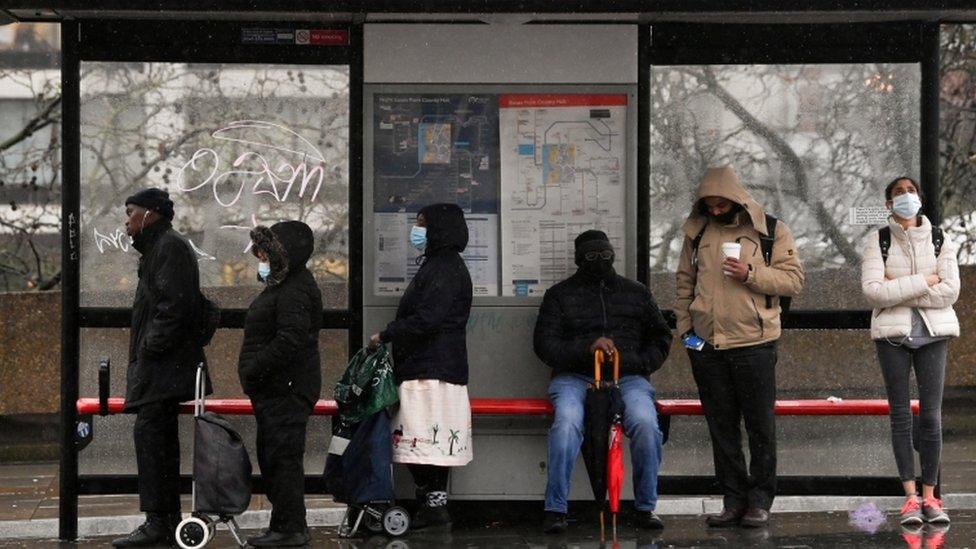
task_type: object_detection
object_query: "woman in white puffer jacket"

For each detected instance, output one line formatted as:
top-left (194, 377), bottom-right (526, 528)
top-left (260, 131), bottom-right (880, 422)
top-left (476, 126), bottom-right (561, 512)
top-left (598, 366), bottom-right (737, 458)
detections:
top-left (861, 177), bottom-right (960, 526)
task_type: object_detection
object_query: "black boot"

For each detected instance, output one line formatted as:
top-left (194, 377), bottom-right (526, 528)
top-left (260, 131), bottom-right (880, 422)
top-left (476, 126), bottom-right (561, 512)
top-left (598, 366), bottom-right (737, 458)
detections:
top-left (246, 528), bottom-right (310, 547)
top-left (411, 491), bottom-right (452, 531)
top-left (111, 513), bottom-right (175, 547)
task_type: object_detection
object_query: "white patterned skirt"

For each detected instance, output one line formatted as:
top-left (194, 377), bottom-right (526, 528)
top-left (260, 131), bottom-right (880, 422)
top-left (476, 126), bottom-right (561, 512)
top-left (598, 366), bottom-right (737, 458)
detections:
top-left (391, 380), bottom-right (473, 467)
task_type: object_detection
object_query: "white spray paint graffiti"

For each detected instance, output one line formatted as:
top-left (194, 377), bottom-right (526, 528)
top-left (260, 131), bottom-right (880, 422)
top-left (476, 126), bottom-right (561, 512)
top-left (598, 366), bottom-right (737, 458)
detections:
top-left (93, 227), bottom-right (131, 253)
top-left (93, 226), bottom-right (215, 262)
top-left (176, 120), bottom-right (327, 208)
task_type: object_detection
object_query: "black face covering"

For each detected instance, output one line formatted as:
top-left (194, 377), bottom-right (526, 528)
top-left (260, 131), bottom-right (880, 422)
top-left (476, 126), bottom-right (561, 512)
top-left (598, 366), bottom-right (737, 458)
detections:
top-left (580, 252), bottom-right (615, 279)
top-left (710, 203), bottom-right (743, 225)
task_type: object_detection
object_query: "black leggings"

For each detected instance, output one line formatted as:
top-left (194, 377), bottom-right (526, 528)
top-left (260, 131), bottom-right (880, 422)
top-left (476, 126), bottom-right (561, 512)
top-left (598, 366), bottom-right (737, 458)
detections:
top-left (408, 464), bottom-right (449, 494)
top-left (876, 340), bottom-right (947, 487)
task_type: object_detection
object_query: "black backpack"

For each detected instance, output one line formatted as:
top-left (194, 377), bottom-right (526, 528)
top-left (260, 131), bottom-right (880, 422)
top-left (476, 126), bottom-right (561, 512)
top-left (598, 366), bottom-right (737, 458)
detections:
top-left (878, 226), bottom-right (944, 265)
top-left (692, 212), bottom-right (791, 314)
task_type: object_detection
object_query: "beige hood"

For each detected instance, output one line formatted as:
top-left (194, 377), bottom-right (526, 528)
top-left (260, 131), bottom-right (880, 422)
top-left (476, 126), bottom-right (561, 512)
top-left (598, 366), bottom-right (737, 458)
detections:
top-left (681, 166), bottom-right (769, 238)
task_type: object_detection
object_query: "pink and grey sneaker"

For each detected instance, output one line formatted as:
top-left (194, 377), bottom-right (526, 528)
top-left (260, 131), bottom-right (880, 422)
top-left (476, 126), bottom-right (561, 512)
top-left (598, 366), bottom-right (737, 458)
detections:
top-left (922, 496), bottom-right (949, 524)
top-left (900, 495), bottom-right (924, 525)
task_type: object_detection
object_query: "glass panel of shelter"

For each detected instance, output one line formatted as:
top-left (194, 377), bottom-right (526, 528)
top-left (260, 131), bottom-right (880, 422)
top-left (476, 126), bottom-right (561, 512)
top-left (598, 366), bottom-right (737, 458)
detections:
top-left (648, 63), bottom-right (921, 311)
top-left (78, 61), bottom-right (351, 310)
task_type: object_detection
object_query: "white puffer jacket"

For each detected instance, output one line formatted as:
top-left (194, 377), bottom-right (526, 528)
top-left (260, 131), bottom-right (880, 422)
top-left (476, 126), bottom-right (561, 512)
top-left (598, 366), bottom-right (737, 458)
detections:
top-left (861, 215), bottom-right (960, 341)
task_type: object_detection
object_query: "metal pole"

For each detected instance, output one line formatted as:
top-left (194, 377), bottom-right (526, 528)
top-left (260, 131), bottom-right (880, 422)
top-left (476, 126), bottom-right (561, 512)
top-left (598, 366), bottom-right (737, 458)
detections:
top-left (348, 21), bottom-right (365, 356)
top-left (920, 23), bottom-right (940, 225)
top-left (636, 24), bottom-right (651, 286)
top-left (59, 20), bottom-right (81, 542)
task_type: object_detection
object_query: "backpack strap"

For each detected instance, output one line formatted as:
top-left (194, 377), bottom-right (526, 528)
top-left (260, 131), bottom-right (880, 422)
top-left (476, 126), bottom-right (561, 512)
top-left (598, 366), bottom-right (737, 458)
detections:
top-left (759, 214), bottom-right (778, 308)
top-left (878, 227), bottom-right (891, 265)
top-left (932, 227), bottom-right (944, 258)
top-left (759, 213), bottom-right (777, 268)
top-left (691, 222), bottom-right (708, 269)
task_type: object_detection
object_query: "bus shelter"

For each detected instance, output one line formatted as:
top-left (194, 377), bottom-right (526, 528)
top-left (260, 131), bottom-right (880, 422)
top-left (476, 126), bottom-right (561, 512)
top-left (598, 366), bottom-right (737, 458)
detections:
top-left (2, 1), bottom-right (975, 541)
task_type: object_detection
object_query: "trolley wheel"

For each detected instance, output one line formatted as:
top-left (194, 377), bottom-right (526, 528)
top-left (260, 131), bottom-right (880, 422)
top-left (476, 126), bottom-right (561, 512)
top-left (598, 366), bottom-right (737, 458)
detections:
top-left (364, 510), bottom-right (384, 534)
top-left (176, 516), bottom-right (211, 549)
top-left (381, 506), bottom-right (410, 537)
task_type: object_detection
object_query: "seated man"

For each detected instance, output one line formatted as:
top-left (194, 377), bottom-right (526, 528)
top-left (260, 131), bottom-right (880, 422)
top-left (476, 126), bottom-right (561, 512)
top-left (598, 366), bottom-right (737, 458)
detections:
top-left (534, 230), bottom-right (673, 533)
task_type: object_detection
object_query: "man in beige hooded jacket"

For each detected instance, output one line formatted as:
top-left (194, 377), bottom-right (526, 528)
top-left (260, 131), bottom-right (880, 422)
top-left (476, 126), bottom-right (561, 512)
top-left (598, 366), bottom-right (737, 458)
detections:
top-left (675, 166), bottom-right (804, 527)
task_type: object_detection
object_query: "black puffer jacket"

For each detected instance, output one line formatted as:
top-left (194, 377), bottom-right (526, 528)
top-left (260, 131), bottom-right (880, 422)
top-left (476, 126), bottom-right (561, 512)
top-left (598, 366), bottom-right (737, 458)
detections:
top-left (380, 204), bottom-right (473, 385)
top-left (126, 219), bottom-right (208, 411)
top-left (238, 221), bottom-right (323, 405)
top-left (534, 269), bottom-right (673, 378)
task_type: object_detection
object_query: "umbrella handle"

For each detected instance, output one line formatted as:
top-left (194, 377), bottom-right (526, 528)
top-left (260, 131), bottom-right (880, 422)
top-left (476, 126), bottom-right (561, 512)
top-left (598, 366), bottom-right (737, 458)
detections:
top-left (593, 349), bottom-right (621, 383)
top-left (594, 349), bottom-right (602, 383)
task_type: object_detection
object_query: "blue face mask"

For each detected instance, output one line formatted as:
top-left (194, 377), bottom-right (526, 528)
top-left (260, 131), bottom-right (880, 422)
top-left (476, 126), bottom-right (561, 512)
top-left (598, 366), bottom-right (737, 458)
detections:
top-left (257, 261), bottom-right (271, 281)
top-left (892, 193), bottom-right (922, 219)
top-left (410, 226), bottom-right (427, 251)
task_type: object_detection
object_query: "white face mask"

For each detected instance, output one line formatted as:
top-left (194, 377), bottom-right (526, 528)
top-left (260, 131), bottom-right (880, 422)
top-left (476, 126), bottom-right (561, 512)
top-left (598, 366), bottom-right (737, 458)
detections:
top-left (257, 262), bottom-right (271, 281)
top-left (891, 193), bottom-right (922, 219)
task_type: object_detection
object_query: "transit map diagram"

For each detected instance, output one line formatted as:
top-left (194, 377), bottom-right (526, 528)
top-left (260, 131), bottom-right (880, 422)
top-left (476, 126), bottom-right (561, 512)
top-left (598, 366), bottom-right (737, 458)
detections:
top-left (500, 94), bottom-right (627, 297)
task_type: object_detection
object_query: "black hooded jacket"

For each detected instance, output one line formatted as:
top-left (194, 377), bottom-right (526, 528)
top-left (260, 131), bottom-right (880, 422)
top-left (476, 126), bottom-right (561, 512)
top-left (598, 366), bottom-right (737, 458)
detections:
top-left (238, 221), bottom-right (323, 405)
top-left (380, 204), bottom-right (473, 385)
top-left (126, 219), bottom-right (208, 411)
top-left (534, 268), bottom-right (673, 378)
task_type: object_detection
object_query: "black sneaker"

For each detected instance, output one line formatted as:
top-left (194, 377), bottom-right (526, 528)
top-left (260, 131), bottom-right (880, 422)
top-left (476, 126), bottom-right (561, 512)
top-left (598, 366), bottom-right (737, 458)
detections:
top-left (111, 513), bottom-right (175, 547)
top-left (411, 505), bottom-right (452, 531)
top-left (637, 511), bottom-right (664, 529)
top-left (246, 529), bottom-right (310, 547)
top-left (543, 511), bottom-right (568, 534)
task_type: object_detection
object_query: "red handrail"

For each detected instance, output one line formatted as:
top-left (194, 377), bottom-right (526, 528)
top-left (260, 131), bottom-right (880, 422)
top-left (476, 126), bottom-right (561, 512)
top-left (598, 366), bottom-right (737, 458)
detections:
top-left (77, 397), bottom-right (919, 416)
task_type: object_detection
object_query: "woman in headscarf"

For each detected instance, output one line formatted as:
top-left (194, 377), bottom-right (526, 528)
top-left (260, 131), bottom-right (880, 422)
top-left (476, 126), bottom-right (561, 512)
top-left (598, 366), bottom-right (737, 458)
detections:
top-left (239, 221), bottom-right (323, 547)
top-left (370, 203), bottom-right (474, 531)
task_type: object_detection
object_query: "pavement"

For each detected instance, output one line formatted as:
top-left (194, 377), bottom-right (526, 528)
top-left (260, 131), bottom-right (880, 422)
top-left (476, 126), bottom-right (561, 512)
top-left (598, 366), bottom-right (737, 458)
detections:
top-left (2, 459), bottom-right (976, 547)
top-left (0, 508), bottom-right (974, 547)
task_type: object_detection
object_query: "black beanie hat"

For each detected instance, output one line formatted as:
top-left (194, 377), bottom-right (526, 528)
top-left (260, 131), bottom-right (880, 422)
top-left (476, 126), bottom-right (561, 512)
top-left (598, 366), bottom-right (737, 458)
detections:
top-left (125, 188), bottom-right (175, 221)
top-left (574, 230), bottom-right (613, 265)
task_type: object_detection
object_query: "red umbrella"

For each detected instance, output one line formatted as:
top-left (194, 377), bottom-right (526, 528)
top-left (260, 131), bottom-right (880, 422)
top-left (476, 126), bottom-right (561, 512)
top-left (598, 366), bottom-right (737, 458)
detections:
top-left (605, 353), bottom-right (624, 542)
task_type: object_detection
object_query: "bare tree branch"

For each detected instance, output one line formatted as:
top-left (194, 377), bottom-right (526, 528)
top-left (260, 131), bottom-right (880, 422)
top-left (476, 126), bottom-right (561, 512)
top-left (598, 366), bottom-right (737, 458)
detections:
top-left (698, 66), bottom-right (861, 264)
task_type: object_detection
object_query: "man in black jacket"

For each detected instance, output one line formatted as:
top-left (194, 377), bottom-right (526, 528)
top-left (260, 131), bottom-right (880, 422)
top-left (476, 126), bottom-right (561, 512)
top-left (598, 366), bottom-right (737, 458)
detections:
top-left (534, 230), bottom-right (672, 534)
top-left (239, 221), bottom-right (322, 547)
top-left (113, 188), bottom-right (208, 548)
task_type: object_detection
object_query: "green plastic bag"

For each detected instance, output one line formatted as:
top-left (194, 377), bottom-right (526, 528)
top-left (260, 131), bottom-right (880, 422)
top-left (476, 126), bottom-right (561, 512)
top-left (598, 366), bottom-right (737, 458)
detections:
top-left (333, 344), bottom-right (398, 426)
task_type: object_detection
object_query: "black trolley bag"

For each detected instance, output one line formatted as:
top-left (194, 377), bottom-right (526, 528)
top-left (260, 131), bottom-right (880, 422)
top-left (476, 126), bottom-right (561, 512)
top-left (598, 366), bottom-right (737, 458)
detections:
top-left (175, 363), bottom-right (251, 549)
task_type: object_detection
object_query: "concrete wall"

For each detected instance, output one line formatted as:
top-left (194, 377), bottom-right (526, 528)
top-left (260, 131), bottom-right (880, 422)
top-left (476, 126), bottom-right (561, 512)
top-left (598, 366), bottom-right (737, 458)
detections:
top-left (0, 291), bottom-right (60, 415)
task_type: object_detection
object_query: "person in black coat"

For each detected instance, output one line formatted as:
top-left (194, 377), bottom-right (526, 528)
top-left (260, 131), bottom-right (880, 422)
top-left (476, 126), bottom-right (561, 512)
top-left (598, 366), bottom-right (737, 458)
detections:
top-left (113, 188), bottom-right (209, 548)
top-left (238, 221), bottom-right (323, 547)
top-left (534, 230), bottom-right (673, 534)
top-left (369, 203), bottom-right (473, 531)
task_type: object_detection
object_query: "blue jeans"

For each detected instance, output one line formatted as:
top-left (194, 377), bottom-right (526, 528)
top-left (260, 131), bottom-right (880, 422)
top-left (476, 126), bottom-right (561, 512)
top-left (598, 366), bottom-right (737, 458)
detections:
top-left (544, 373), bottom-right (663, 514)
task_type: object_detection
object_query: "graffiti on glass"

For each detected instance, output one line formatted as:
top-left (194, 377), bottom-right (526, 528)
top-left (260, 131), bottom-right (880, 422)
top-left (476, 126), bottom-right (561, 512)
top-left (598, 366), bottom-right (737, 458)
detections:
top-left (177, 120), bottom-right (327, 207)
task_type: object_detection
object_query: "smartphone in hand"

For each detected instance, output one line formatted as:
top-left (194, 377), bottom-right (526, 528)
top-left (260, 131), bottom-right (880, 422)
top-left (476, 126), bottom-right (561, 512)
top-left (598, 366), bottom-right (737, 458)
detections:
top-left (682, 332), bottom-right (705, 351)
